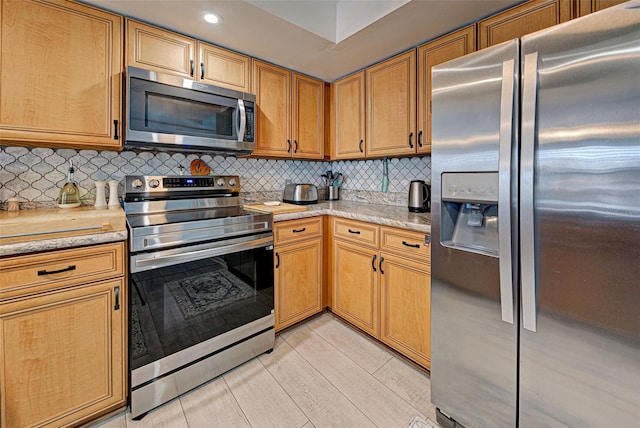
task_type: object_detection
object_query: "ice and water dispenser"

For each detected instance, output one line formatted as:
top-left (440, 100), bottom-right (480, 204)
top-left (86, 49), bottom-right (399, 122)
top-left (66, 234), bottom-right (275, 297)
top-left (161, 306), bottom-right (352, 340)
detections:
top-left (440, 172), bottom-right (500, 256)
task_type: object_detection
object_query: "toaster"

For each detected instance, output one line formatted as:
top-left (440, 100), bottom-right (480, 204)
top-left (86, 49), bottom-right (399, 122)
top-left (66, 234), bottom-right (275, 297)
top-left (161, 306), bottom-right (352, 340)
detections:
top-left (283, 183), bottom-right (318, 205)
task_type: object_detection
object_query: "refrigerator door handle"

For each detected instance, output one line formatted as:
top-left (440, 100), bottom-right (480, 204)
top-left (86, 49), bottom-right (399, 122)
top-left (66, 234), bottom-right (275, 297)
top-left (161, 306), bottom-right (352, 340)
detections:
top-left (521, 52), bottom-right (539, 332)
top-left (498, 59), bottom-right (515, 325)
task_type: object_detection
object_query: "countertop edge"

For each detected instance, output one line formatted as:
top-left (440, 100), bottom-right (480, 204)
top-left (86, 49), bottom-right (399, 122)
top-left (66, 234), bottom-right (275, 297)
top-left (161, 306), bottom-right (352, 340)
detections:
top-left (271, 202), bottom-right (431, 233)
top-left (0, 231), bottom-right (128, 257)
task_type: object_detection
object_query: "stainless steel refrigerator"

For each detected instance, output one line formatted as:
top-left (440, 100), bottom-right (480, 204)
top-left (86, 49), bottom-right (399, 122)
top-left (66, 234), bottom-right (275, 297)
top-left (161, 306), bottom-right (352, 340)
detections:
top-left (430, 2), bottom-right (640, 427)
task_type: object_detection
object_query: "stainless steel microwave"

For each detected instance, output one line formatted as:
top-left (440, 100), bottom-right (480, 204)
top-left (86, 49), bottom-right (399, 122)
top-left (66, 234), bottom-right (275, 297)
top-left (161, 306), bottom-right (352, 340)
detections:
top-left (125, 66), bottom-right (255, 154)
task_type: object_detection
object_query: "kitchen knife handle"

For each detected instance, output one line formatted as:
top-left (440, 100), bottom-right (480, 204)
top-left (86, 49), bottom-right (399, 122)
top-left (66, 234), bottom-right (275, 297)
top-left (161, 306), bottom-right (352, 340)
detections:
top-left (521, 52), bottom-right (539, 333)
top-left (38, 265), bottom-right (76, 276)
top-left (348, 229), bottom-right (360, 235)
top-left (359, 139), bottom-right (364, 153)
top-left (287, 140), bottom-right (291, 153)
top-left (497, 58), bottom-right (516, 326)
top-left (190, 60), bottom-right (194, 77)
top-left (379, 257), bottom-right (384, 274)
top-left (417, 130), bottom-right (423, 147)
top-left (402, 241), bottom-right (420, 249)
top-left (292, 228), bottom-right (306, 233)
top-left (408, 132), bottom-right (414, 148)
top-left (275, 252), bottom-right (280, 269)
top-left (201, 62), bottom-right (205, 79)
top-left (371, 255), bottom-right (377, 272)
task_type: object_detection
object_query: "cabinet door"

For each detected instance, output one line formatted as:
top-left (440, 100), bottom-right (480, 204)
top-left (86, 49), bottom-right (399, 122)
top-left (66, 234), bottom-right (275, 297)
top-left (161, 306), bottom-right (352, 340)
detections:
top-left (572, 0), bottom-right (627, 17)
top-left (365, 50), bottom-right (416, 158)
top-left (379, 252), bottom-right (431, 368)
top-left (0, 278), bottom-right (126, 427)
top-left (417, 25), bottom-right (475, 154)
top-left (198, 41), bottom-right (250, 91)
top-left (332, 239), bottom-right (379, 336)
top-left (292, 73), bottom-right (324, 159)
top-left (0, 0), bottom-right (123, 150)
top-left (275, 238), bottom-right (323, 331)
top-left (478, 0), bottom-right (572, 49)
top-left (333, 71), bottom-right (366, 160)
top-left (126, 19), bottom-right (195, 78)
top-left (252, 60), bottom-right (292, 157)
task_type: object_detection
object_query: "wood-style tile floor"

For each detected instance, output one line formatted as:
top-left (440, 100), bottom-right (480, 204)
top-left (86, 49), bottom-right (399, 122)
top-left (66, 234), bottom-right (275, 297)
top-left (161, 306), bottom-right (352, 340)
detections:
top-left (96, 313), bottom-right (437, 428)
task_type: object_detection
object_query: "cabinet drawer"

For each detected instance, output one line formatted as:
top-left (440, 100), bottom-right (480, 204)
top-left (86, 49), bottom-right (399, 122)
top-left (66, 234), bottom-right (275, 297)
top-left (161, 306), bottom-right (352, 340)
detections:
top-left (380, 226), bottom-right (430, 261)
top-left (333, 218), bottom-right (379, 249)
top-left (0, 242), bottom-right (125, 300)
top-left (275, 217), bottom-right (322, 245)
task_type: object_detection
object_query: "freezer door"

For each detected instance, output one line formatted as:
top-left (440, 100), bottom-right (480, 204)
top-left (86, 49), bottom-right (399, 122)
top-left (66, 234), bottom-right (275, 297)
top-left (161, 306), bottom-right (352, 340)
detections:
top-left (519, 3), bottom-right (640, 426)
top-left (431, 39), bottom-right (519, 428)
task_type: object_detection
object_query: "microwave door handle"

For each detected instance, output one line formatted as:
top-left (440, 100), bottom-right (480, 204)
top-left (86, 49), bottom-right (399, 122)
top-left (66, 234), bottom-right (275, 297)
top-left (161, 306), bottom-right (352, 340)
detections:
top-left (237, 99), bottom-right (246, 142)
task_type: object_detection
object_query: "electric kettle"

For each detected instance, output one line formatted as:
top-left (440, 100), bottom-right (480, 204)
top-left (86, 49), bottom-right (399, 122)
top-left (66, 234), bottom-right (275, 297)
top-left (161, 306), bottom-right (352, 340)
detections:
top-left (408, 180), bottom-right (430, 212)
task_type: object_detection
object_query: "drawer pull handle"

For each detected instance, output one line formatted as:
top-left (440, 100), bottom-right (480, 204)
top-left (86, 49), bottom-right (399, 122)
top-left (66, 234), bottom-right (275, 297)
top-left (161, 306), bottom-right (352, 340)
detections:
top-left (201, 62), bottom-right (205, 79)
top-left (113, 120), bottom-right (119, 140)
top-left (372, 254), bottom-right (377, 272)
top-left (348, 229), bottom-right (360, 234)
top-left (402, 241), bottom-right (420, 249)
top-left (114, 286), bottom-right (120, 311)
top-left (37, 265), bottom-right (76, 276)
top-left (275, 252), bottom-right (280, 269)
top-left (359, 139), bottom-right (364, 153)
top-left (292, 228), bottom-right (306, 233)
top-left (379, 257), bottom-right (385, 274)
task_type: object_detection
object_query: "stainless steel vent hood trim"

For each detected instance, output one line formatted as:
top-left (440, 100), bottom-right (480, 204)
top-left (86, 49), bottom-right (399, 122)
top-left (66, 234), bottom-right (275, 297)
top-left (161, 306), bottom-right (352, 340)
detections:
top-left (124, 66), bottom-right (256, 155)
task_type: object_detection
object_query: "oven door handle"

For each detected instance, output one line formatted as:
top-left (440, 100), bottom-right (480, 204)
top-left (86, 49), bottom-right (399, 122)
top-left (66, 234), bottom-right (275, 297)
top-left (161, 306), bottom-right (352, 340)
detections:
top-left (131, 235), bottom-right (273, 273)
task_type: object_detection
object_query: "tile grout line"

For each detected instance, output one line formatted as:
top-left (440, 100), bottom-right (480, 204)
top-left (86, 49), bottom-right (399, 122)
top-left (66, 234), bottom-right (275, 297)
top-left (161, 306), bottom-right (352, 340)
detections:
top-left (265, 336), bottom-right (379, 428)
top-left (256, 349), bottom-right (312, 428)
top-left (281, 325), bottom-right (382, 428)
top-left (221, 374), bottom-right (253, 428)
top-left (303, 317), bottom-right (428, 421)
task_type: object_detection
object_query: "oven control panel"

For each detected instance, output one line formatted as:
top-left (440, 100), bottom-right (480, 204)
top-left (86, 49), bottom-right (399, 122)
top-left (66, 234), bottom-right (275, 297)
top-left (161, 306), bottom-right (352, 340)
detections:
top-left (125, 175), bottom-right (241, 195)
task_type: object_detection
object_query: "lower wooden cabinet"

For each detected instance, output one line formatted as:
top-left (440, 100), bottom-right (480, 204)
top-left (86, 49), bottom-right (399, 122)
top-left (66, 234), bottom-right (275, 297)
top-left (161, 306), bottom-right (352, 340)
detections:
top-left (379, 252), bottom-right (431, 368)
top-left (274, 218), bottom-right (323, 331)
top-left (331, 217), bottom-right (431, 368)
top-left (332, 239), bottom-right (380, 336)
top-left (0, 242), bottom-right (127, 427)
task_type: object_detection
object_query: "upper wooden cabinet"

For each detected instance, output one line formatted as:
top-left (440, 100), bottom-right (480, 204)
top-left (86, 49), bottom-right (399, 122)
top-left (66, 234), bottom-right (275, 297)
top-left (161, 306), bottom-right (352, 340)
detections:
top-left (0, 0), bottom-right (123, 150)
top-left (292, 73), bottom-right (325, 159)
top-left (365, 50), bottom-right (417, 158)
top-left (252, 60), bottom-right (324, 159)
top-left (417, 25), bottom-right (476, 154)
top-left (478, 0), bottom-right (572, 49)
top-left (571, 0), bottom-right (628, 17)
top-left (332, 71), bottom-right (366, 160)
top-left (126, 19), bottom-right (251, 92)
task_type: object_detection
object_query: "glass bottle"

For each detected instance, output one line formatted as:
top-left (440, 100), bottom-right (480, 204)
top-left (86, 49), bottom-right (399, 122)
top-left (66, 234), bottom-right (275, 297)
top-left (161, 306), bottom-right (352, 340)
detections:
top-left (57, 160), bottom-right (81, 207)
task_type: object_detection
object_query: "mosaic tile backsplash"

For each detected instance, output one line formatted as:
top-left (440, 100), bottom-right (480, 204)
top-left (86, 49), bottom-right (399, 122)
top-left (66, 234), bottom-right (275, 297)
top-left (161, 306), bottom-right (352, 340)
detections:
top-left (0, 146), bottom-right (431, 207)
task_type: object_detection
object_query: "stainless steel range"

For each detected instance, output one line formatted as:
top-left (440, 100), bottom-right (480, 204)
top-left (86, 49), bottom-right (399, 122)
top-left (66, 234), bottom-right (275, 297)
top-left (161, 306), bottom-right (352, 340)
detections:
top-left (124, 175), bottom-right (274, 419)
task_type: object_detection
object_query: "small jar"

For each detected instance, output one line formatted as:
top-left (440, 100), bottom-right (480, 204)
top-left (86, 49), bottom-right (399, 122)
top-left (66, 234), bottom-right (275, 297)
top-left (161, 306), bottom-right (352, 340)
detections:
top-left (108, 180), bottom-right (120, 209)
top-left (94, 180), bottom-right (107, 209)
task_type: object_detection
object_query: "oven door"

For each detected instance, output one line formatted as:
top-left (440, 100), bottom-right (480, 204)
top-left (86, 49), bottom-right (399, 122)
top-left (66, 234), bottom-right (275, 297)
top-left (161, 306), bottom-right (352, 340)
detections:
top-left (129, 233), bottom-right (273, 373)
top-left (125, 67), bottom-right (255, 153)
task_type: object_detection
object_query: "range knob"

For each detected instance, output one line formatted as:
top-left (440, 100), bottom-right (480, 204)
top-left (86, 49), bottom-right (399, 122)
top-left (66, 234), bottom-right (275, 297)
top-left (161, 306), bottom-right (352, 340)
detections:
top-left (131, 178), bottom-right (144, 189)
top-left (228, 178), bottom-right (236, 187)
top-left (149, 179), bottom-right (160, 188)
top-left (216, 178), bottom-right (226, 187)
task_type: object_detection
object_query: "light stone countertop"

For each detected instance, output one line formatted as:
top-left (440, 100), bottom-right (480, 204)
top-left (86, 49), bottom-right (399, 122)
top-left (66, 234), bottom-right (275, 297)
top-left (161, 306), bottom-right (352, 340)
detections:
top-left (0, 206), bottom-right (127, 257)
top-left (267, 200), bottom-right (431, 233)
top-left (0, 231), bottom-right (128, 257)
top-left (0, 200), bottom-right (429, 257)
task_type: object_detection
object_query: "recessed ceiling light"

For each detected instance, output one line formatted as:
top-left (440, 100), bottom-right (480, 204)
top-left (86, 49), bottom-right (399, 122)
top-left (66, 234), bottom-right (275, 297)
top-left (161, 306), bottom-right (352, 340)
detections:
top-left (204, 13), bottom-right (220, 24)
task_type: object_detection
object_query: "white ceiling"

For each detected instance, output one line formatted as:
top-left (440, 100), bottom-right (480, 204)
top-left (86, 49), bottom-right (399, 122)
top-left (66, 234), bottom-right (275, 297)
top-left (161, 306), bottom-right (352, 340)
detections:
top-left (83, 0), bottom-right (523, 82)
